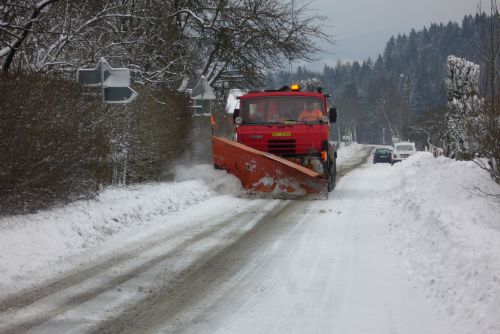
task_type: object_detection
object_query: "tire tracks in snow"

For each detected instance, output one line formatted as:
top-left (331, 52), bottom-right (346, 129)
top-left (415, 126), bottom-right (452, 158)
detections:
top-left (86, 200), bottom-right (304, 334)
top-left (0, 200), bottom-right (280, 334)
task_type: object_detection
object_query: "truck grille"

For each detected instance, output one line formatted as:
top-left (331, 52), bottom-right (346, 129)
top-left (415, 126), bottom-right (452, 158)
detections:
top-left (268, 139), bottom-right (296, 155)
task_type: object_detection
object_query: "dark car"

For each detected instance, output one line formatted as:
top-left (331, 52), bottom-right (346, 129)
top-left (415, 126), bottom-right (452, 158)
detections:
top-left (373, 148), bottom-right (392, 164)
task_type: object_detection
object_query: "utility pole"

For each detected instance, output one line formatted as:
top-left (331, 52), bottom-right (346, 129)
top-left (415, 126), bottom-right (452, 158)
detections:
top-left (407, 75), bottom-right (412, 127)
top-left (400, 73), bottom-right (412, 137)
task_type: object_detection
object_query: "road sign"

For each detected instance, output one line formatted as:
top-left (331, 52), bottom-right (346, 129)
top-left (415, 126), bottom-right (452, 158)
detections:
top-left (191, 75), bottom-right (216, 100)
top-left (102, 68), bottom-right (130, 87)
top-left (76, 58), bottom-right (137, 104)
top-left (99, 59), bottom-right (131, 87)
top-left (104, 87), bottom-right (138, 104)
top-left (76, 67), bottom-right (102, 86)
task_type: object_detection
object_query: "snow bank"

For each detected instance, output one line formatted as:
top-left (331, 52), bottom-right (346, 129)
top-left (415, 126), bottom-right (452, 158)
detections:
top-left (386, 153), bottom-right (500, 334)
top-left (0, 166), bottom-right (241, 290)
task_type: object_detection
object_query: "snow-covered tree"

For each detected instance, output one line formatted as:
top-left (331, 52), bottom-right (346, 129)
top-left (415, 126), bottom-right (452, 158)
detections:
top-left (446, 55), bottom-right (483, 155)
top-left (0, 0), bottom-right (60, 72)
top-left (0, 0), bottom-right (330, 90)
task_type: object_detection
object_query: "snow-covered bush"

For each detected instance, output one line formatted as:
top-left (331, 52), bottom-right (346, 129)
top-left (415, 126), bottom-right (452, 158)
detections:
top-left (446, 55), bottom-right (484, 156)
top-left (446, 55), bottom-right (500, 184)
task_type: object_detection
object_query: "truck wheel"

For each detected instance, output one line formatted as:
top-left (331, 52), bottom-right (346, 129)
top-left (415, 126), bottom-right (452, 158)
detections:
top-left (328, 156), bottom-right (336, 192)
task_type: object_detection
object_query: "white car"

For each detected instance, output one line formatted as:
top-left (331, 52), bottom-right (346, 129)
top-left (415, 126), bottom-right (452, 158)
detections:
top-left (391, 142), bottom-right (416, 165)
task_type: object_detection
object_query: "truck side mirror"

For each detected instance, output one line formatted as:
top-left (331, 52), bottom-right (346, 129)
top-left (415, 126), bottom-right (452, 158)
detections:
top-left (233, 108), bottom-right (240, 123)
top-left (329, 107), bottom-right (337, 123)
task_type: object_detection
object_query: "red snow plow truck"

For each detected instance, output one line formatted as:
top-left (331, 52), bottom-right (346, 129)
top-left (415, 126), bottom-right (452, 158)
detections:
top-left (212, 84), bottom-right (338, 198)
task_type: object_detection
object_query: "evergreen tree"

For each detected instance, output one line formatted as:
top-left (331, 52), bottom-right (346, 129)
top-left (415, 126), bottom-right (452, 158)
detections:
top-left (270, 14), bottom-right (494, 147)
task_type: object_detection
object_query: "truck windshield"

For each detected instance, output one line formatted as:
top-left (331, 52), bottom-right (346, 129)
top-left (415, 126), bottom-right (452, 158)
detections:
top-left (240, 97), bottom-right (324, 124)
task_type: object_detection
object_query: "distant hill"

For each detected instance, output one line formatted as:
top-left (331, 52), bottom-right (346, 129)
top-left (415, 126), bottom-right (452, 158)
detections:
top-left (269, 14), bottom-right (491, 145)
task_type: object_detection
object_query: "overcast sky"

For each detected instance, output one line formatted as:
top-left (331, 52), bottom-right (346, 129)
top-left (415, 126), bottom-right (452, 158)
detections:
top-left (300, 0), bottom-right (487, 70)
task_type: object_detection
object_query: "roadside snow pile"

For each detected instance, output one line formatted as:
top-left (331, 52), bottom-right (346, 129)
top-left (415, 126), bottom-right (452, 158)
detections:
top-left (387, 153), bottom-right (500, 334)
top-left (0, 167), bottom-right (241, 290)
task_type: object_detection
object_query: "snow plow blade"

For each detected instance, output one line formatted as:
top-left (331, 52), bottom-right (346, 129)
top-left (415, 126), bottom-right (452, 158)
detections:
top-left (212, 136), bottom-right (328, 198)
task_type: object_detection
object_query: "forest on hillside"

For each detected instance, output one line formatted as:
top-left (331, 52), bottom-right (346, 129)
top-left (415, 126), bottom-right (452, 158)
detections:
top-left (270, 13), bottom-right (499, 150)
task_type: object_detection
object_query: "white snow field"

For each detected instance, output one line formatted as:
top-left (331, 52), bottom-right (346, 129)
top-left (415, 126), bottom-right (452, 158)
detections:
top-left (0, 144), bottom-right (499, 334)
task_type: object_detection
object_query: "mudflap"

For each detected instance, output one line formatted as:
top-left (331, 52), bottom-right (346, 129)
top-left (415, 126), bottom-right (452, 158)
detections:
top-left (212, 136), bottom-right (328, 199)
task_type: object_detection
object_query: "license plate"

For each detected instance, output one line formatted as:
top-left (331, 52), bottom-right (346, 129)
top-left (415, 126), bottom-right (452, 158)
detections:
top-left (272, 132), bottom-right (291, 137)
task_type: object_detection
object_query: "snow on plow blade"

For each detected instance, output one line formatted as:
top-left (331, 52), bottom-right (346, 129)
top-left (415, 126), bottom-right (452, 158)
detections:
top-left (212, 136), bottom-right (328, 198)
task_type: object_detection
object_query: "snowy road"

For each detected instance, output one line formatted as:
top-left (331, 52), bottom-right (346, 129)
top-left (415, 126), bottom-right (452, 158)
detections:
top-left (92, 166), bottom-right (450, 334)
top-left (88, 148), bottom-right (450, 334)
top-left (1, 144), bottom-right (499, 333)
